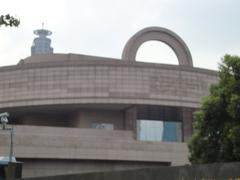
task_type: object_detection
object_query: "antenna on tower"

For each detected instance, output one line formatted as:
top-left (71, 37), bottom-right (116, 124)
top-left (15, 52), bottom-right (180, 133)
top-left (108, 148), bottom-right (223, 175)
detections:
top-left (42, 22), bottom-right (44, 29)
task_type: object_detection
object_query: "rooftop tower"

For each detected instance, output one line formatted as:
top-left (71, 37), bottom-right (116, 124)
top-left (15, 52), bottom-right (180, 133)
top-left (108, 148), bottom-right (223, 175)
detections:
top-left (31, 27), bottom-right (53, 55)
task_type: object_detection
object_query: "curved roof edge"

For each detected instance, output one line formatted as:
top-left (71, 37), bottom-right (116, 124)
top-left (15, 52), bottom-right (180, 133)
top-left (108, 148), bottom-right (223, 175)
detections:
top-left (10, 53), bottom-right (217, 76)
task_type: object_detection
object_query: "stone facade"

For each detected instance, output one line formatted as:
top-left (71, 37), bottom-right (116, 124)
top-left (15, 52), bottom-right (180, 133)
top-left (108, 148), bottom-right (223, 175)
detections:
top-left (0, 27), bottom-right (219, 178)
top-left (0, 55), bottom-right (218, 109)
top-left (0, 125), bottom-right (188, 178)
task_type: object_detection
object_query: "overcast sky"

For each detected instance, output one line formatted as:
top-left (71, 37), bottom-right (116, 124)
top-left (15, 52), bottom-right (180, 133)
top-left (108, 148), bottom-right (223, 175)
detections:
top-left (0, 0), bottom-right (239, 70)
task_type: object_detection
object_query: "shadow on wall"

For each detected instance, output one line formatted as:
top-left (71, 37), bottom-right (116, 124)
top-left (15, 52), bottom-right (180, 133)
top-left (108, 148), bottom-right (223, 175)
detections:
top-left (23, 162), bottom-right (240, 180)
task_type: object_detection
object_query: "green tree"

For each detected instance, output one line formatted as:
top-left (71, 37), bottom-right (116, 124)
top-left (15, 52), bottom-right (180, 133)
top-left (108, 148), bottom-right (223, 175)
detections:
top-left (0, 14), bottom-right (20, 27)
top-left (188, 55), bottom-right (240, 164)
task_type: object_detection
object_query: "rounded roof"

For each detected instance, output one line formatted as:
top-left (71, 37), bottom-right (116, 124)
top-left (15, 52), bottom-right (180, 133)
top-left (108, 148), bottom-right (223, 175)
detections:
top-left (0, 53), bottom-right (218, 110)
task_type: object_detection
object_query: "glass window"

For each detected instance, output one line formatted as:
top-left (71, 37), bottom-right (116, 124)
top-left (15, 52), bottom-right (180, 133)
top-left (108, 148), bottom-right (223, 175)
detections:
top-left (137, 120), bottom-right (182, 142)
top-left (91, 123), bottom-right (114, 130)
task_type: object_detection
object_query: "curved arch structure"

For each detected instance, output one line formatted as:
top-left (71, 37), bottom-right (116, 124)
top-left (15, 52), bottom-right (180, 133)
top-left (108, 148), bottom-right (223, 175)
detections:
top-left (122, 27), bottom-right (193, 66)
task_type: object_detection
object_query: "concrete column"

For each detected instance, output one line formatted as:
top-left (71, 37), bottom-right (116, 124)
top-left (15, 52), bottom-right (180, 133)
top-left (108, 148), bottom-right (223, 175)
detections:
top-left (124, 106), bottom-right (137, 135)
top-left (70, 111), bottom-right (82, 128)
top-left (182, 107), bottom-right (195, 141)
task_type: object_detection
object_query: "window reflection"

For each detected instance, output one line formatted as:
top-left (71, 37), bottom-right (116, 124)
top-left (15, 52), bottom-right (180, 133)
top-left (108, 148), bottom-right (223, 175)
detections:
top-left (137, 120), bottom-right (182, 142)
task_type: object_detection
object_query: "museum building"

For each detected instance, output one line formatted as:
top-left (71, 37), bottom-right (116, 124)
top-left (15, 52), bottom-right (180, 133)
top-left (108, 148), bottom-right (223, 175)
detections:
top-left (0, 27), bottom-right (218, 178)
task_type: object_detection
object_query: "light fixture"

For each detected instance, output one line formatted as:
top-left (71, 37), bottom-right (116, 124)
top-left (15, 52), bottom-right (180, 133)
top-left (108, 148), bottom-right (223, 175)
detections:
top-left (0, 112), bottom-right (13, 162)
top-left (0, 112), bottom-right (9, 130)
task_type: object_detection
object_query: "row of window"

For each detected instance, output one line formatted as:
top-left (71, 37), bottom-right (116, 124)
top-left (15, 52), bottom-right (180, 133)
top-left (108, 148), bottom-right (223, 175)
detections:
top-left (91, 120), bottom-right (182, 142)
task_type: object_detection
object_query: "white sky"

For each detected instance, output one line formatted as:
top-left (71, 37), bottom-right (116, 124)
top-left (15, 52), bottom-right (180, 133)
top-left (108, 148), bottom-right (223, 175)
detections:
top-left (0, 0), bottom-right (240, 70)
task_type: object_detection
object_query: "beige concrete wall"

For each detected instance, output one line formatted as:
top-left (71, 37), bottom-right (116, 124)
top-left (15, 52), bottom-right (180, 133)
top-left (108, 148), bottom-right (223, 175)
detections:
top-left (0, 125), bottom-right (188, 166)
top-left (20, 159), bottom-right (167, 178)
top-left (0, 54), bottom-right (218, 110)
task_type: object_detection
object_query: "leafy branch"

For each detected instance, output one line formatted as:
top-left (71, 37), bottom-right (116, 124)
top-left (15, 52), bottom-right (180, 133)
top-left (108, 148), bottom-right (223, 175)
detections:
top-left (0, 14), bottom-right (20, 27)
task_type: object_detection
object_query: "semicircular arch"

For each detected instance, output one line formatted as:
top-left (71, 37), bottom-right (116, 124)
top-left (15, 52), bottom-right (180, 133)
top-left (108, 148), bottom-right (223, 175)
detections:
top-left (122, 27), bottom-right (193, 66)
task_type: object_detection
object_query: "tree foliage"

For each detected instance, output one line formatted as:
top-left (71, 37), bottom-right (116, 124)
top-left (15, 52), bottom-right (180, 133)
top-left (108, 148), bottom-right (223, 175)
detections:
top-left (0, 14), bottom-right (20, 27)
top-left (188, 55), bottom-right (240, 164)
